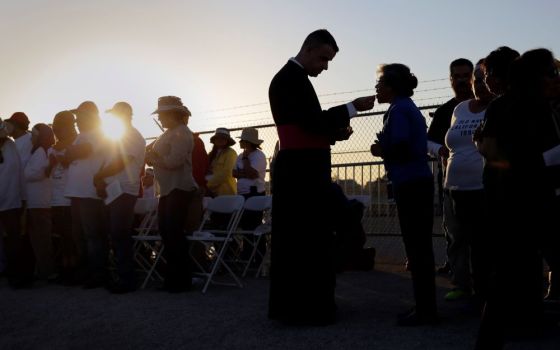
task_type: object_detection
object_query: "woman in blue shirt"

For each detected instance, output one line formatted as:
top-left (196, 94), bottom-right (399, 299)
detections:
top-left (371, 63), bottom-right (437, 326)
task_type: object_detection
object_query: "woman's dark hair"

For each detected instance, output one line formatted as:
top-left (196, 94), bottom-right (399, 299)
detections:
top-left (377, 63), bottom-right (418, 97)
top-left (31, 123), bottom-right (55, 154)
top-left (484, 46), bottom-right (520, 83)
top-left (509, 48), bottom-right (556, 101)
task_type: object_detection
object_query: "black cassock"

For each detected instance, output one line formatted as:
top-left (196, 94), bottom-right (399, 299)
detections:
top-left (268, 60), bottom-right (350, 325)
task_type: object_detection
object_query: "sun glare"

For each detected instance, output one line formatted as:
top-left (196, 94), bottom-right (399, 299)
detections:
top-left (102, 115), bottom-right (126, 141)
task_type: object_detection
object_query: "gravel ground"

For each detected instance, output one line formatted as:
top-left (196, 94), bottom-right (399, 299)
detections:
top-left (0, 264), bottom-right (558, 350)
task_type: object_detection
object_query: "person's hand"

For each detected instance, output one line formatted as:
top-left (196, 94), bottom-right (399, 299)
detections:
top-left (93, 173), bottom-right (108, 199)
top-left (370, 142), bottom-right (383, 157)
top-left (352, 95), bottom-right (376, 112)
top-left (57, 154), bottom-right (70, 168)
top-left (438, 146), bottom-right (449, 159)
top-left (339, 126), bottom-right (353, 141)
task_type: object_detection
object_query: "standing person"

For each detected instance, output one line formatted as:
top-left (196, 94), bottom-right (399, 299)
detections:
top-left (5, 112), bottom-right (33, 170)
top-left (206, 128), bottom-right (237, 197)
top-left (146, 96), bottom-right (198, 293)
top-left (47, 111), bottom-right (79, 284)
top-left (93, 102), bottom-right (146, 293)
top-left (370, 63), bottom-right (437, 326)
top-left (427, 58), bottom-right (474, 275)
top-left (25, 123), bottom-right (56, 281)
top-left (268, 29), bottom-right (375, 325)
top-left (443, 61), bottom-right (494, 305)
top-left (233, 127), bottom-right (267, 264)
top-left (0, 119), bottom-right (32, 288)
top-left (62, 101), bottom-right (109, 289)
top-left (184, 131), bottom-right (208, 234)
top-left (475, 49), bottom-right (560, 348)
top-left (233, 127), bottom-right (267, 227)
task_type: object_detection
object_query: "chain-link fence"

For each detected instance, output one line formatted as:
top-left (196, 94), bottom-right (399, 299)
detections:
top-left (186, 104), bottom-right (447, 265)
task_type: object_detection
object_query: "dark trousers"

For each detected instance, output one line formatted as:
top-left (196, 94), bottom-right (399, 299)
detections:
top-left (52, 206), bottom-right (77, 272)
top-left (108, 193), bottom-right (138, 287)
top-left (0, 208), bottom-right (35, 286)
top-left (75, 198), bottom-right (109, 282)
top-left (394, 177), bottom-right (437, 317)
top-left (158, 189), bottom-right (194, 289)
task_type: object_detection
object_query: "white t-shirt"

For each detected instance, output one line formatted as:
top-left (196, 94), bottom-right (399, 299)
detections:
top-left (0, 139), bottom-right (23, 211)
top-left (106, 127), bottom-right (146, 196)
top-left (235, 149), bottom-right (267, 194)
top-left (14, 132), bottom-right (32, 201)
top-left (14, 132), bottom-right (33, 168)
top-left (49, 148), bottom-right (71, 207)
top-left (64, 129), bottom-right (108, 199)
top-left (444, 100), bottom-right (485, 190)
top-left (24, 148), bottom-right (52, 208)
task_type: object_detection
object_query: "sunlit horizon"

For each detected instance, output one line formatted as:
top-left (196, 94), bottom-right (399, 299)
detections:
top-left (1, 1), bottom-right (559, 140)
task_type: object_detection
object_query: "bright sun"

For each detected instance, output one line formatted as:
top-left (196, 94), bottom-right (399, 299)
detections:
top-left (102, 115), bottom-right (126, 141)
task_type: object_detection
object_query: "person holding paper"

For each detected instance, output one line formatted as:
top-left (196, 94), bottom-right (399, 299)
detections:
top-left (146, 96), bottom-right (198, 293)
top-left (93, 102), bottom-right (146, 293)
top-left (62, 101), bottom-right (109, 289)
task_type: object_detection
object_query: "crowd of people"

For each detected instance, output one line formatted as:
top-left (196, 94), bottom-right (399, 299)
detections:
top-left (268, 29), bottom-right (560, 349)
top-left (0, 96), bottom-right (268, 294)
top-left (1, 28), bottom-right (559, 349)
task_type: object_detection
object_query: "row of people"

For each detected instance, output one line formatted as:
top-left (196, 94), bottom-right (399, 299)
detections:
top-left (0, 96), bottom-right (268, 293)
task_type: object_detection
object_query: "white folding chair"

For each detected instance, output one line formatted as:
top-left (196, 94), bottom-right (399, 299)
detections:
top-left (132, 198), bottom-right (166, 289)
top-left (187, 195), bottom-right (245, 293)
top-left (232, 195), bottom-right (273, 278)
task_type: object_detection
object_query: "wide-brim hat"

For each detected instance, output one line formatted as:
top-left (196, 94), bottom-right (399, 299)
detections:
top-left (237, 127), bottom-right (263, 146)
top-left (210, 127), bottom-right (236, 146)
top-left (151, 95), bottom-right (191, 116)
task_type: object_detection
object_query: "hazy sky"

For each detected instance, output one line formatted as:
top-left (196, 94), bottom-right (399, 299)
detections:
top-left (1, 0), bottom-right (558, 139)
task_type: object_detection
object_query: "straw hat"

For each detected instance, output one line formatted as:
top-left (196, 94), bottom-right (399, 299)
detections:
top-left (151, 96), bottom-right (191, 116)
top-left (210, 127), bottom-right (236, 146)
top-left (237, 127), bottom-right (263, 146)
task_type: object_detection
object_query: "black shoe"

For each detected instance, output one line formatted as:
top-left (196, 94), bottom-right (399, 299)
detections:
top-left (396, 311), bottom-right (439, 327)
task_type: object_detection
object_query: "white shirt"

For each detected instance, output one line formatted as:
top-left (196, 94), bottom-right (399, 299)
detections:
top-left (444, 100), bottom-right (485, 190)
top-left (14, 132), bottom-right (33, 168)
top-left (0, 139), bottom-right (23, 211)
top-left (235, 149), bottom-right (267, 194)
top-left (48, 148), bottom-right (71, 206)
top-left (64, 129), bottom-right (107, 199)
top-left (106, 126), bottom-right (146, 196)
top-left (24, 148), bottom-right (52, 208)
top-left (14, 132), bottom-right (32, 200)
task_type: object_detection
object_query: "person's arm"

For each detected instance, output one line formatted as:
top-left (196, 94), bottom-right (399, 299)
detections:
top-left (149, 132), bottom-right (189, 170)
top-left (207, 149), bottom-right (237, 190)
top-left (376, 104), bottom-right (414, 162)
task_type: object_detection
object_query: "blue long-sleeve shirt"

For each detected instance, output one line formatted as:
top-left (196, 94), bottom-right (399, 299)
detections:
top-left (377, 97), bottom-right (432, 186)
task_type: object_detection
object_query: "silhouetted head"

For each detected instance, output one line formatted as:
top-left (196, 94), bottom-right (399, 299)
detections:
top-left (31, 123), bottom-right (55, 153)
top-left (71, 101), bottom-right (101, 133)
top-left (52, 110), bottom-right (77, 142)
top-left (375, 63), bottom-right (418, 103)
top-left (510, 48), bottom-right (560, 102)
top-left (483, 46), bottom-right (520, 95)
top-left (296, 29), bottom-right (339, 77)
top-left (449, 58), bottom-right (474, 100)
